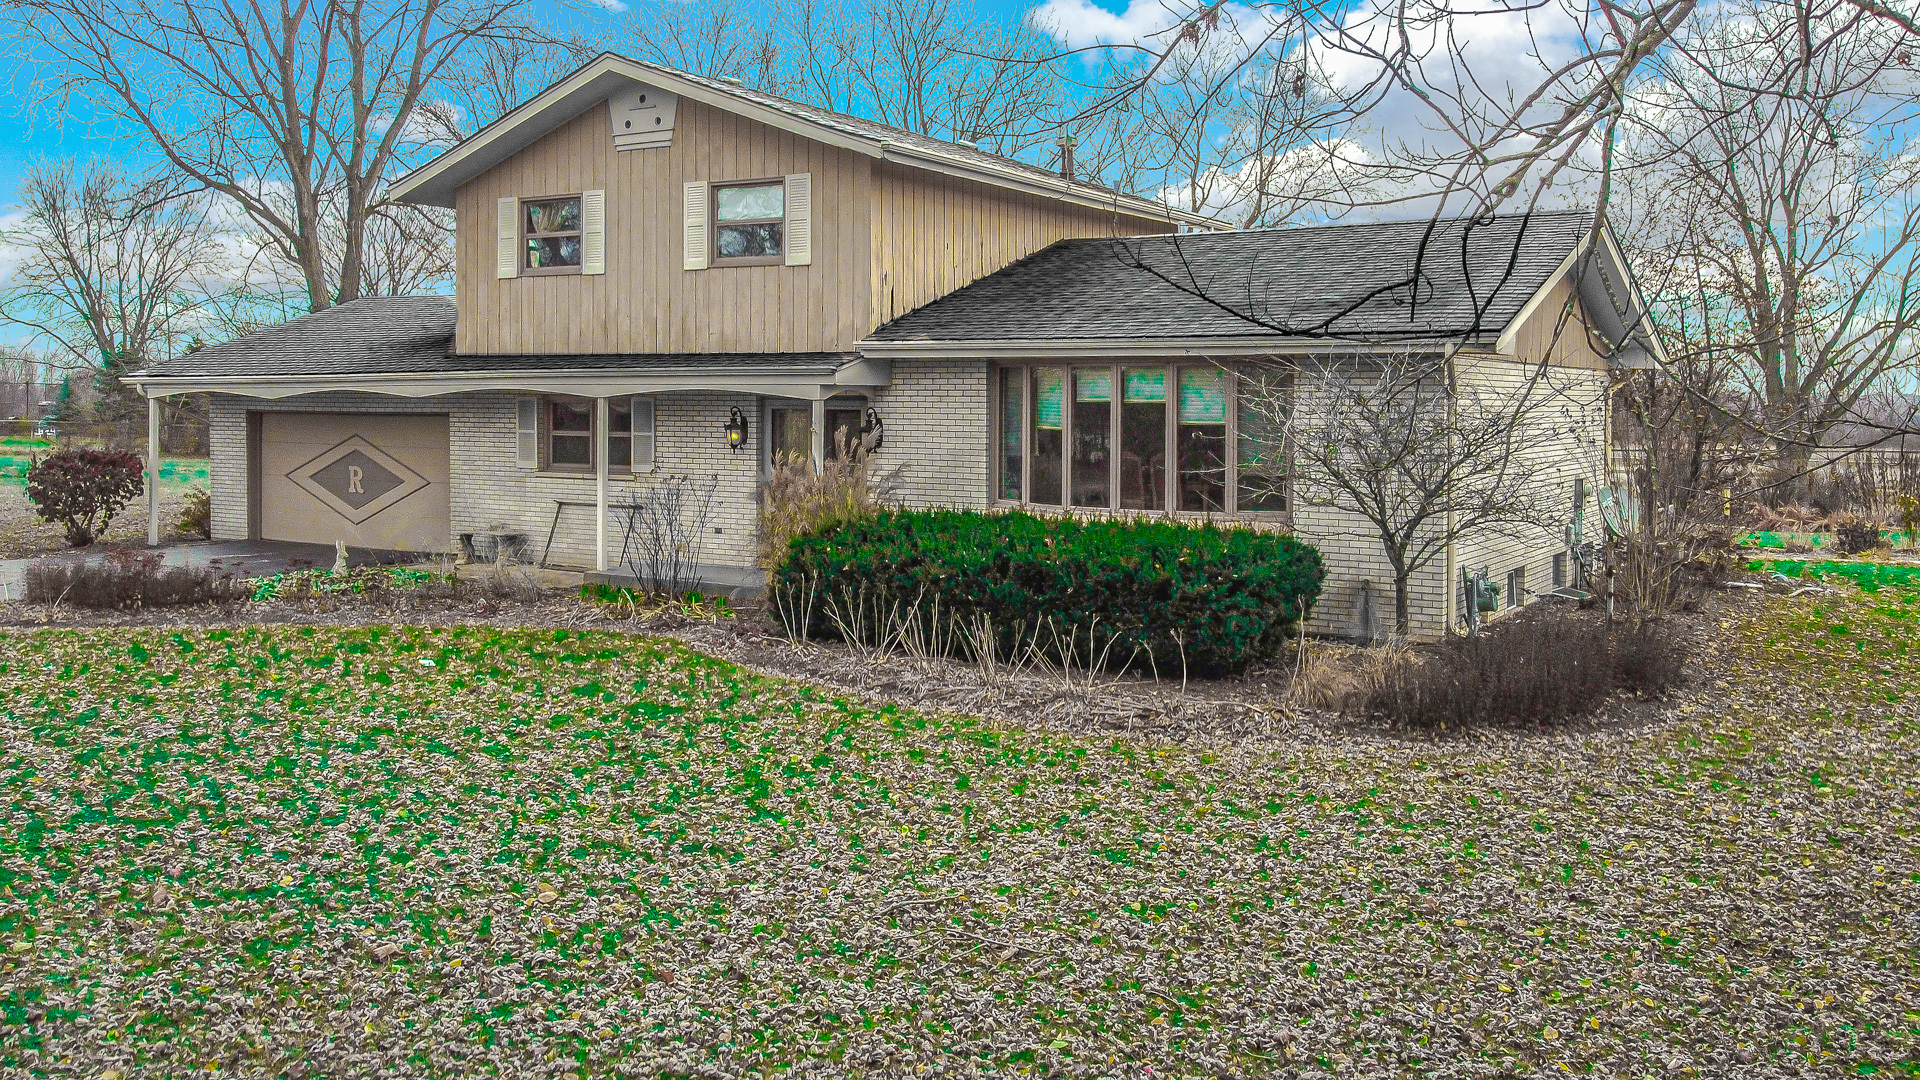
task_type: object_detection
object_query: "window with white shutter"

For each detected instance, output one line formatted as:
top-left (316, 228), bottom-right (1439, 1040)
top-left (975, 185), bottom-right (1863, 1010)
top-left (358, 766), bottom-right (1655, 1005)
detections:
top-left (581, 189), bottom-right (606, 275)
top-left (516, 397), bottom-right (539, 468)
top-left (630, 395), bottom-right (656, 471)
top-left (784, 173), bottom-right (812, 266)
top-left (496, 197), bottom-right (519, 279)
top-left (683, 180), bottom-right (709, 270)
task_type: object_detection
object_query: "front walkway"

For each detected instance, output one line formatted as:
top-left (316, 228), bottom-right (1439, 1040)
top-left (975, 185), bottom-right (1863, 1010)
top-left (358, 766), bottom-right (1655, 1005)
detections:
top-left (0, 540), bottom-right (421, 597)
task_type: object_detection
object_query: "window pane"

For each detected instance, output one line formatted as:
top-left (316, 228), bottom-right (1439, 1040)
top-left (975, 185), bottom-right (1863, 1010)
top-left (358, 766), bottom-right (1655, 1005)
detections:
top-left (549, 400), bottom-right (591, 433)
top-left (1031, 367), bottom-right (1064, 505)
top-left (998, 368), bottom-right (1023, 501)
top-left (1119, 367), bottom-right (1167, 510)
top-left (608, 435), bottom-right (631, 470)
top-left (1071, 368), bottom-right (1111, 508)
top-left (1236, 368), bottom-right (1287, 512)
top-left (771, 407), bottom-right (811, 468)
top-left (716, 184), bottom-right (784, 221)
top-left (609, 399), bottom-right (632, 434)
top-left (824, 408), bottom-right (862, 461)
top-left (526, 198), bottom-right (580, 233)
top-left (716, 222), bottom-right (783, 258)
top-left (1178, 366), bottom-right (1227, 512)
top-left (551, 433), bottom-right (590, 466)
top-left (528, 236), bottom-right (582, 268)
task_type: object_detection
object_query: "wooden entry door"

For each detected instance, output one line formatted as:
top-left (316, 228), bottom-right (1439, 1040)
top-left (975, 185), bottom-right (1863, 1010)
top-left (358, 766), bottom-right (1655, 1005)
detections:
top-left (258, 412), bottom-right (451, 552)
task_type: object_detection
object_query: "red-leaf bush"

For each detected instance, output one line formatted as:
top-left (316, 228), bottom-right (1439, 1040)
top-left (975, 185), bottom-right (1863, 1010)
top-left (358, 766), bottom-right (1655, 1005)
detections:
top-left (25, 448), bottom-right (145, 546)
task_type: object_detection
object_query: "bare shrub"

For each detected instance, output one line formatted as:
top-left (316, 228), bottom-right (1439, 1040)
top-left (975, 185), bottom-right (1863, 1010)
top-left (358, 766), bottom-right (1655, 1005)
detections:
top-left (174, 486), bottom-right (212, 539)
top-left (23, 549), bottom-right (243, 608)
top-left (1367, 609), bottom-right (1686, 730)
top-left (757, 433), bottom-right (891, 573)
top-left (1831, 512), bottom-right (1884, 556)
top-left (482, 557), bottom-right (545, 602)
top-left (617, 475), bottom-right (720, 599)
top-left (1616, 526), bottom-right (1736, 614)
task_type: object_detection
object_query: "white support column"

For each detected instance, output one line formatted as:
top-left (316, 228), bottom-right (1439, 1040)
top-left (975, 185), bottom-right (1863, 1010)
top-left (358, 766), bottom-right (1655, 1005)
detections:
top-left (810, 398), bottom-right (826, 472)
top-left (594, 396), bottom-right (609, 572)
top-left (146, 396), bottom-right (161, 546)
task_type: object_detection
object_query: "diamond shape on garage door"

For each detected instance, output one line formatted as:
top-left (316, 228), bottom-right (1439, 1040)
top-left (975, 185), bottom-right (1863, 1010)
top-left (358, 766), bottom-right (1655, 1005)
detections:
top-left (287, 435), bottom-right (431, 525)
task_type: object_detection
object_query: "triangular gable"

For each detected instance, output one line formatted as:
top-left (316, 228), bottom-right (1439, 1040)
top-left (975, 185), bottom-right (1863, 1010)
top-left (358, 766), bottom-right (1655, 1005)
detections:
top-left (389, 52), bottom-right (1223, 228)
top-left (1493, 219), bottom-right (1665, 367)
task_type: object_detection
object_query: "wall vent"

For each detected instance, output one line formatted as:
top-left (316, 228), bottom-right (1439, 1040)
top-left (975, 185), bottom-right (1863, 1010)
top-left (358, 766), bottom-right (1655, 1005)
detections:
top-left (610, 83), bottom-right (678, 151)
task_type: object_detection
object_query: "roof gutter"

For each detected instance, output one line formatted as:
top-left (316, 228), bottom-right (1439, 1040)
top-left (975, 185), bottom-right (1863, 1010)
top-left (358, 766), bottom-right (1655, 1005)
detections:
top-left (121, 357), bottom-right (891, 401)
top-left (855, 336), bottom-right (1487, 360)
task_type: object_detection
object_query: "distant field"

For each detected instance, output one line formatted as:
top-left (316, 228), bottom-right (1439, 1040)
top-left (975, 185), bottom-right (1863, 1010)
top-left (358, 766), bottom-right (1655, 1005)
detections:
top-left (0, 453), bottom-right (209, 487)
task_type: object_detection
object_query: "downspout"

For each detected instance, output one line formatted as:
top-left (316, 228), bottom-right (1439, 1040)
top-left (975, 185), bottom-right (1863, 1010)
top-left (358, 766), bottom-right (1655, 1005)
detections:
top-left (1441, 341), bottom-right (1462, 634)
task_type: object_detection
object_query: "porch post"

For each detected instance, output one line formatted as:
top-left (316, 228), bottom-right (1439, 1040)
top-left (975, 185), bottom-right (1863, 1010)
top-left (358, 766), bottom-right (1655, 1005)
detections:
top-left (146, 395), bottom-right (161, 546)
top-left (810, 398), bottom-right (826, 472)
top-left (594, 396), bottom-right (609, 571)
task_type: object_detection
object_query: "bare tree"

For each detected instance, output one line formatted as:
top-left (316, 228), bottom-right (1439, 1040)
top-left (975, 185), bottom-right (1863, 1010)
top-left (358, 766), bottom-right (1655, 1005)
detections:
top-left (0, 161), bottom-right (227, 429)
top-left (11, 0), bottom-right (535, 311)
top-left (1247, 351), bottom-right (1581, 635)
top-left (1614, 0), bottom-right (1920, 489)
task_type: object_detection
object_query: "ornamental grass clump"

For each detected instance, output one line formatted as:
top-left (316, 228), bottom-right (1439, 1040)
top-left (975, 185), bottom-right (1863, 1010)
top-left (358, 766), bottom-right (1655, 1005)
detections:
top-left (773, 508), bottom-right (1324, 678)
top-left (25, 447), bottom-right (145, 546)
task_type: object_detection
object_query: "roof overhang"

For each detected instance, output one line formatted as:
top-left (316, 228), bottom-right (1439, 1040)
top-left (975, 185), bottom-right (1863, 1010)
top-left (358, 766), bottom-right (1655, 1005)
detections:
top-left (855, 337), bottom-right (1459, 360)
top-left (1493, 219), bottom-right (1666, 368)
top-left (388, 52), bottom-right (1226, 229)
top-left (122, 357), bottom-right (891, 401)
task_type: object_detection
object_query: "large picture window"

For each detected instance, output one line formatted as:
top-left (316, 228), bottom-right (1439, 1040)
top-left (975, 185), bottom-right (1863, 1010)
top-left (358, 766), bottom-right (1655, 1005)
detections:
top-left (995, 362), bottom-right (1286, 517)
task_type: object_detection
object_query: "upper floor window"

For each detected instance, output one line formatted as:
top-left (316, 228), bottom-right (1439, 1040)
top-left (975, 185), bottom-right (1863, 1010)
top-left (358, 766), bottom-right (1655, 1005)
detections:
top-left (524, 196), bottom-right (583, 273)
top-left (713, 181), bottom-right (785, 263)
top-left (994, 362), bottom-right (1288, 517)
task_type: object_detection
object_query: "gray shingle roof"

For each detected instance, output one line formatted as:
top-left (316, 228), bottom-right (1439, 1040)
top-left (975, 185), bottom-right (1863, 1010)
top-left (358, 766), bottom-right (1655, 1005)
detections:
top-left (137, 296), bottom-right (853, 378)
top-left (870, 211), bottom-right (1597, 343)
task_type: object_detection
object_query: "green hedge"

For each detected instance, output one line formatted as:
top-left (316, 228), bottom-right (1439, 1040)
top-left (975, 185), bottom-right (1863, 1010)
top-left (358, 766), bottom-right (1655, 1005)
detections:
top-left (771, 509), bottom-right (1325, 677)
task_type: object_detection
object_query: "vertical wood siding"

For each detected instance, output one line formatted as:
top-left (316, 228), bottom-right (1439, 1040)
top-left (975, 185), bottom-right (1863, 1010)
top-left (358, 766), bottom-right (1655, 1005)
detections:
top-left (1507, 276), bottom-right (1610, 369)
top-left (867, 162), bottom-right (1172, 328)
top-left (455, 100), bottom-right (873, 355)
top-left (457, 101), bottom-right (1178, 355)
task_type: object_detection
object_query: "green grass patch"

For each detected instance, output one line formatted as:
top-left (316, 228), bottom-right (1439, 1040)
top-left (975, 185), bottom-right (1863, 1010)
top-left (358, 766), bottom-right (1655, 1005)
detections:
top-left (0, 610), bottom-right (1915, 1075)
top-left (1747, 557), bottom-right (1920, 592)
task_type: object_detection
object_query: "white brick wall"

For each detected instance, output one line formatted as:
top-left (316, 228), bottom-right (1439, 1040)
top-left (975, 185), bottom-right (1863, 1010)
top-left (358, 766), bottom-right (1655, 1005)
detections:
top-left (207, 353), bottom-right (1607, 638)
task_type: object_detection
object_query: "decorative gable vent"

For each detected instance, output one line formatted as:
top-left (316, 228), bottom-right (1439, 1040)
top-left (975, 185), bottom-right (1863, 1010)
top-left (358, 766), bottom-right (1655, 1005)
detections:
top-left (609, 83), bottom-right (677, 150)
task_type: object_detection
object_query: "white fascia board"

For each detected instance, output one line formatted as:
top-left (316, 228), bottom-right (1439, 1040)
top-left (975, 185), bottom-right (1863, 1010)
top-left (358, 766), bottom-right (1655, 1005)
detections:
top-left (1597, 224), bottom-right (1669, 366)
top-left (855, 337), bottom-right (1454, 360)
top-left (125, 368), bottom-right (888, 402)
top-left (1492, 242), bottom-right (1585, 356)
top-left (874, 143), bottom-right (1225, 230)
top-left (390, 53), bottom-right (1225, 229)
top-left (389, 55), bottom-right (883, 208)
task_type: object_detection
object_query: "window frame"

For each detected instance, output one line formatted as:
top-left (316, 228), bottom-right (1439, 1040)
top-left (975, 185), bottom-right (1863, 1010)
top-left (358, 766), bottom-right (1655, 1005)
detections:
top-left (521, 193), bottom-right (585, 277)
top-left (990, 361), bottom-right (1290, 521)
top-left (762, 396), bottom-right (868, 478)
top-left (711, 178), bottom-right (787, 267)
top-left (538, 394), bottom-right (639, 475)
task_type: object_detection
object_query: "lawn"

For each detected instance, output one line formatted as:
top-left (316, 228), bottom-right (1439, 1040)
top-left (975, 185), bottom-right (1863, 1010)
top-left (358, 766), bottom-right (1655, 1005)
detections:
top-left (0, 591), bottom-right (1916, 1077)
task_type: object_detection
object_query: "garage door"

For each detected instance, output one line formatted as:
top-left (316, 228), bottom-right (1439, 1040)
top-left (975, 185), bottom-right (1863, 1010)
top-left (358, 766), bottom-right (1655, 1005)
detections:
top-left (260, 412), bottom-right (451, 552)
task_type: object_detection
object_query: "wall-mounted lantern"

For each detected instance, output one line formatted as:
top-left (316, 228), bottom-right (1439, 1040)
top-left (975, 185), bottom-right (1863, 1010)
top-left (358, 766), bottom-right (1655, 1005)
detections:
top-left (859, 408), bottom-right (884, 453)
top-left (725, 406), bottom-right (748, 451)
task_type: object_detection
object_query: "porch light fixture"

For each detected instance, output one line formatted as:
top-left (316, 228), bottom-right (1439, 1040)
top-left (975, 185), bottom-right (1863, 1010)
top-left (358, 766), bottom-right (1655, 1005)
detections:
top-left (725, 406), bottom-right (748, 450)
top-left (859, 408), bottom-right (884, 452)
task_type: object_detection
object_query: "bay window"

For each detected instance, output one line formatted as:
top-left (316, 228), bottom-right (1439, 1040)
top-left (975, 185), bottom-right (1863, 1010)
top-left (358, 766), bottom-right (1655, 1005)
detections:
top-left (995, 362), bottom-right (1286, 517)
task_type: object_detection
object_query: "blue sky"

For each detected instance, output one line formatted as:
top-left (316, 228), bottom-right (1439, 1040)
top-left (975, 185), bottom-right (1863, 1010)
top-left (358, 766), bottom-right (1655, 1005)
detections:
top-left (0, 0), bottom-right (1051, 199)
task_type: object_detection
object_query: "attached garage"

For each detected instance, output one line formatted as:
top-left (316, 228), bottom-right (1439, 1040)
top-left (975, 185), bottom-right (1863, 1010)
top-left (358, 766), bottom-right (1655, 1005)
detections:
top-left (255, 412), bottom-right (451, 552)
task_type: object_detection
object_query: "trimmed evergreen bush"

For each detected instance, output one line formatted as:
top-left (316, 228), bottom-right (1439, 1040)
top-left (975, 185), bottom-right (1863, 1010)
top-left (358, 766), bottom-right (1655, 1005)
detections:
top-left (772, 509), bottom-right (1324, 677)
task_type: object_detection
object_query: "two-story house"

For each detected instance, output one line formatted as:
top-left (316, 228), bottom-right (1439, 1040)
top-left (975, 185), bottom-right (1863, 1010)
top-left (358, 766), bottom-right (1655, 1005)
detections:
top-left (125, 52), bottom-right (1662, 638)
